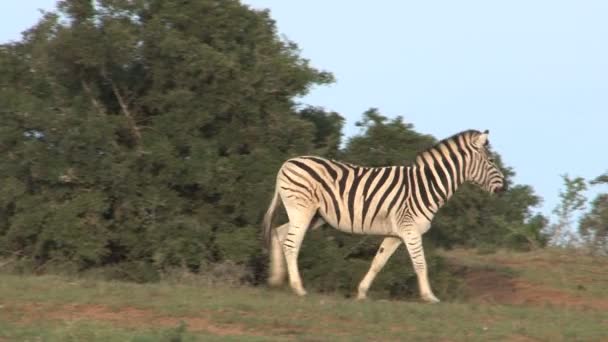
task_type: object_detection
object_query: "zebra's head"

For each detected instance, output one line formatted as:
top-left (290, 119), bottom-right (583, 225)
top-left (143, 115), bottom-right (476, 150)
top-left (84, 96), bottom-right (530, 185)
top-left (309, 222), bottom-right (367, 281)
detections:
top-left (466, 130), bottom-right (505, 194)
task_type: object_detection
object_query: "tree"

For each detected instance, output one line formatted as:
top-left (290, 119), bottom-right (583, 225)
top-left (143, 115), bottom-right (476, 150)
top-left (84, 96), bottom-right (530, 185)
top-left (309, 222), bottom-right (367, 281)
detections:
top-left (579, 172), bottom-right (608, 254)
top-left (342, 108), bottom-right (435, 165)
top-left (546, 175), bottom-right (587, 247)
top-left (298, 106), bottom-right (344, 158)
top-left (0, 0), bottom-right (337, 280)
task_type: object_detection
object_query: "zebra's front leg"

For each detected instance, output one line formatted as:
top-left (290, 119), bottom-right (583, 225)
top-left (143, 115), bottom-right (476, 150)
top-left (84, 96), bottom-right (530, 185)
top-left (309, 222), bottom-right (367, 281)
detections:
top-left (400, 226), bottom-right (440, 303)
top-left (357, 237), bottom-right (402, 300)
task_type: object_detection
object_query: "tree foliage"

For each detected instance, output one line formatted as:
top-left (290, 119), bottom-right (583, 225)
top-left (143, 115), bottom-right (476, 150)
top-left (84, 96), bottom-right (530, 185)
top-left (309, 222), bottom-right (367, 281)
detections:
top-left (1, 0), bottom-right (546, 297)
top-left (1, 0), bottom-right (333, 281)
top-left (545, 175), bottom-right (587, 247)
top-left (579, 172), bottom-right (608, 254)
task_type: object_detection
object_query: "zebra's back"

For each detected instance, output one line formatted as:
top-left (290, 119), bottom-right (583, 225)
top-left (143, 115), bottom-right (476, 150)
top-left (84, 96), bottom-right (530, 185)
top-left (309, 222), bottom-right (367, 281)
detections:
top-left (278, 156), bottom-right (408, 235)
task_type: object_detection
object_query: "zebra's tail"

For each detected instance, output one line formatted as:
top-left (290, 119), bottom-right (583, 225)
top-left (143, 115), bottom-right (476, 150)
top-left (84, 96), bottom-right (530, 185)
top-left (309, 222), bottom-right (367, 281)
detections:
top-left (263, 185), bottom-right (281, 247)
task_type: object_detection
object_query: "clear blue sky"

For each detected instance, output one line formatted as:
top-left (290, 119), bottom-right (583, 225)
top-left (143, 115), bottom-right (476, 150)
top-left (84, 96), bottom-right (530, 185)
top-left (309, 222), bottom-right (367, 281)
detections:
top-left (2, 1), bottom-right (607, 222)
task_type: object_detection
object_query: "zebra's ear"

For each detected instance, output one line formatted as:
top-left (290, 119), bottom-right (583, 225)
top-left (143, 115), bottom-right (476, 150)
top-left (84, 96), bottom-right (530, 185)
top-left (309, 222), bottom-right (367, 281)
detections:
top-left (473, 130), bottom-right (489, 148)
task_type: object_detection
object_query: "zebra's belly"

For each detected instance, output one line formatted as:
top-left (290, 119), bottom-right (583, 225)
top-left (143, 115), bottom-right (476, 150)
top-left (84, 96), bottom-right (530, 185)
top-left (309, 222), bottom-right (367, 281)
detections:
top-left (321, 213), bottom-right (395, 236)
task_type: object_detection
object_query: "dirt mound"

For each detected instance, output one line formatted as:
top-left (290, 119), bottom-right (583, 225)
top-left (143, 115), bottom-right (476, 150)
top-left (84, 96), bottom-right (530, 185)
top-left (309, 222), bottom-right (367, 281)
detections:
top-left (462, 267), bottom-right (608, 310)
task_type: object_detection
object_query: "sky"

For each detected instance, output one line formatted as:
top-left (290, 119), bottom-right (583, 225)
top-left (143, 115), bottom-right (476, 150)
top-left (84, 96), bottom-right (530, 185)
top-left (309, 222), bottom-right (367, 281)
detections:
top-left (1, 1), bottom-right (607, 222)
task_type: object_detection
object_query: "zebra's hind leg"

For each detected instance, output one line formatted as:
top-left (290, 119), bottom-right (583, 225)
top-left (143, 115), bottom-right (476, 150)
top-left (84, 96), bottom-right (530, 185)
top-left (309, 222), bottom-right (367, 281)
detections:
top-left (269, 218), bottom-right (325, 288)
top-left (268, 223), bottom-right (289, 287)
top-left (357, 237), bottom-right (402, 300)
top-left (282, 208), bottom-right (316, 296)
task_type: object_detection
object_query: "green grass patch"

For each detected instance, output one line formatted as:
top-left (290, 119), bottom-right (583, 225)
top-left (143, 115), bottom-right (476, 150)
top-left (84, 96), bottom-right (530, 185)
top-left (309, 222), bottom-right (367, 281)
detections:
top-left (0, 271), bottom-right (607, 341)
top-left (0, 320), bottom-right (208, 342)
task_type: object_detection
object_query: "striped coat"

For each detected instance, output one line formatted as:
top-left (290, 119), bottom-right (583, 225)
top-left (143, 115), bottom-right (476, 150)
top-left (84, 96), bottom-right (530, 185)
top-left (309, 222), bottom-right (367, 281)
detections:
top-left (264, 129), bottom-right (505, 302)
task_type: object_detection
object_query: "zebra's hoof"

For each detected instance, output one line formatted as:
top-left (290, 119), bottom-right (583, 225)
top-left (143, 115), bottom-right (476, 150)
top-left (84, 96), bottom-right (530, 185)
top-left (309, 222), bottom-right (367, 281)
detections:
top-left (356, 293), bottom-right (368, 301)
top-left (291, 285), bottom-right (307, 296)
top-left (422, 293), bottom-right (440, 303)
top-left (267, 276), bottom-right (284, 287)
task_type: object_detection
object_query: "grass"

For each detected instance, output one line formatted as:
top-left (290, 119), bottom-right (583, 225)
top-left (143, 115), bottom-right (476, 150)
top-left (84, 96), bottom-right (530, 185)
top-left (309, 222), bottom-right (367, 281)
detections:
top-left (1, 248), bottom-right (607, 341)
top-left (442, 247), bottom-right (608, 298)
top-left (0, 320), bottom-right (207, 342)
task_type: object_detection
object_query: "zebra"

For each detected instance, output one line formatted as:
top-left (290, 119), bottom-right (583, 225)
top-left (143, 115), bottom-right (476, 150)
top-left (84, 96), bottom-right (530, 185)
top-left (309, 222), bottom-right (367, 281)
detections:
top-left (263, 129), bottom-right (505, 302)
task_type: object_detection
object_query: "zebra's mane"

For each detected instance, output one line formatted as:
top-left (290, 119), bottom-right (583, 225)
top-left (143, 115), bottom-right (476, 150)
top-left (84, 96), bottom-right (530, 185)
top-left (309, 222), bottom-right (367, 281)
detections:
top-left (432, 129), bottom-right (481, 149)
top-left (411, 129), bottom-right (482, 165)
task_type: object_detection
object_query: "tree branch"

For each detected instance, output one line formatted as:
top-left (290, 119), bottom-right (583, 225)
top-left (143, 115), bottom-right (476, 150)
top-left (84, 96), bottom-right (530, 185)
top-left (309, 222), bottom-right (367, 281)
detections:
top-left (101, 67), bottom-right (144, 152)
top-left (81, 78), bottom-right (106, 115)
top-left (110, 79), bottom-right (142, 143)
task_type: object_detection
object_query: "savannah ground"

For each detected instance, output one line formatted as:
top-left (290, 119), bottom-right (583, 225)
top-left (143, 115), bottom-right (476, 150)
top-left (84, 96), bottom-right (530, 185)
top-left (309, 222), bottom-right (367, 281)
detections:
top-left (1, 249), bottom-right (607, 341)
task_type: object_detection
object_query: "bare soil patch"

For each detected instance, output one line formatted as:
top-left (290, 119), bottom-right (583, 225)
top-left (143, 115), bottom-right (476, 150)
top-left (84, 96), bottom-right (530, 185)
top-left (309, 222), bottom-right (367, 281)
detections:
top-left (462, 267), bottom-right (608, 310)
top-left (3, 302), bottom-right (280, 336)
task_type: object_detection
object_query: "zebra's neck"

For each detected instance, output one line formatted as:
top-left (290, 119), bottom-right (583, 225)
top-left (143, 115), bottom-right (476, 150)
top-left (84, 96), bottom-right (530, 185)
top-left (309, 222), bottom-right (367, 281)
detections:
top-left (409, 151), bottom-right (468, 220)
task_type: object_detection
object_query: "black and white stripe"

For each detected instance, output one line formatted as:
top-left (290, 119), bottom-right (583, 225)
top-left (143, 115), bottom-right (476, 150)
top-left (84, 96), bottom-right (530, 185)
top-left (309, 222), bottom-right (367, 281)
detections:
top-left (264, 129), bottom-right (505, 301)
